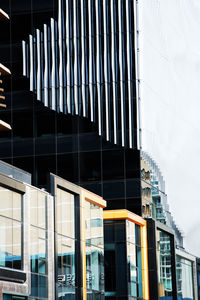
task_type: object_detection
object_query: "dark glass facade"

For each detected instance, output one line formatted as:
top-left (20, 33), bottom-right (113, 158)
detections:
top-left (0, 0), bottom-right (142, 217)
top-left (156, 230), bottom-right (173, 299)
top-left (146, 219), bottom-right (177, 300)
top-left (104, 219), bottom-right (143, 299)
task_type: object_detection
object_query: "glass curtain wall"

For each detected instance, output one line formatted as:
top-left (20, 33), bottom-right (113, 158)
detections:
top-left (176, 255), bottom-right (194, 300)
top-left (0, 0), bottom-right (142, 219)
top-left (126, 221), bottom-right (143, 299)
top-left (104, 219), bottom-right (143, 300)
top-left (55, 188), bottom-right (77, 300)
top-left (0, 186), bottom-right (22, 270)
top-left (29, 188), bottom-right (48, 300)
top-left (104, 220), bottom-right (127, 299)
top-left (156, 230), bottom-right (173, 300)
top-left (85, 201), bottom-right (104, 300)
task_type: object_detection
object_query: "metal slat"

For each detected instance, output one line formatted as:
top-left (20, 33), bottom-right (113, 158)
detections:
top-left (29, 35), bottom-right (34, 92)
top-left (44, 24), bottom-right (49, 107)
top-left (95, 0), bottom-right (102, 136)
top-left (36, 29), bottom-right (41, 101)
top-left (58, 0), bottom-right (64, 112)
top-left (111, 0), bottom-right (118, 144)
top-left (66, 0), bottom-right (71, 114)
top-left (81, 0), bottom-right (86, 117)
top-left (22, 40), bottom-right (27, 76)
top-left (73, 0), bottom-right (79, 115)
top-left (103, 0), bottom-right (110, 141)
top-left (126, 0), bottom-right (133, 148)
top-left (88, 0), bottom-right (94, 122)
top-left (26, 43), bottom-right (29, 77)
top-left (51, 18), bottom-right (56, 110)
top-left (118, 0), bottom-right (125, 147)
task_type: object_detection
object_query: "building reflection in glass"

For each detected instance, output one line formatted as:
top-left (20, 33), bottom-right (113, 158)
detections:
top-left (126, 221), bottom-right (143, 299)
top-left (54, 181), bottom-right (106, 300)
top-left (85, 201), bottom-right (104, 299)
top-left (30, 188), bottom-right (48, 300)
top-left (156, 229), bottom-right (173, 300)
top-left (0, 186), bottom-right (22, 270)
top-left (104, 214), bottom-right (146, 300)
top-left (55, 188), bottom-right (76, 300)
top-left (176, 255), bottom-right (194, 300)
top-left (141, 158), bottom-right (152, 219)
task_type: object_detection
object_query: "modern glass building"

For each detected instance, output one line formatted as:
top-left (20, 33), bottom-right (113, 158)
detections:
top-left (0, 160), bottom-right (106, 300)
top-left (103, 209), bottom-right (149, 300)
top-left (175, 249), bottom-right (198, 300)
top-left (0, 0), bottom-right (142, 216)
top-left (146, 219), bottom-right (177, 300)
top-left (141, 152), bottom-right (183, 248)
top-left (0, 2), bottom-right (199, 300)
top-left (50, 174), bottom-right (106, 300)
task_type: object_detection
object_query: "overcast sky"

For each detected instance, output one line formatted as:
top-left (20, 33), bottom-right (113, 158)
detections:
top-left (139, 0), bottom-right (200, 256)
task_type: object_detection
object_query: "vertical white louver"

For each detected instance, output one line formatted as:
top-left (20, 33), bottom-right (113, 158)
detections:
top-left (81, 0), bottom-right (86, 117)
top-left (22, 40), bottom-right (27, 77)
top-left (126, 0), bottom-right (133, 149)
top-left (88, 0), bottom-right (94, 122)
top-left (73, 0), bottom-right (79, 115)
top-left (51, 18), bottom-right (56, 110)
top-left (118, 0), bottom-right (125, 147)
top-left (22, 0), bottom-right (139, 149)
top-left (58, 0), bottom-right (64, 112)
top-left (29, 35), bottom-right (34, 92)
top-left (103, 0), bottom-right (110, 141)
top-left (110, 0), bottom-right (117, 145)
top-left (36, 29), bottom-right (41, 101)
top-left (95, 0), bottom-right (102, 136)
top-left (44, 24), bottom-right (49, 107)
top-left (65, 0), bottom-right (71, 114)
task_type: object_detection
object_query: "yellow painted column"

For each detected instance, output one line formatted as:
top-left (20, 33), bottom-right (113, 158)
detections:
top-left (80, 193), bottom-right (87, 300)
top-left (141, 225), bottom-right (149, 300)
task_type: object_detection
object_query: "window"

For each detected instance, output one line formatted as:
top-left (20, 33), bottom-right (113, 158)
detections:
top-left (0, 186), bottom-right (22, 270)
top-left (176, 255), bottom-right (194, 300)
top-left (29, 188), bottom-right (48, 300)
top-left (55, 188), bottom-right (77, 299)
top-left (126, 221), bottom-right (143, 299)
top-left (85, 201), bottom-right (104, 297)
top-left (156, 230), bottom-right (173, 299)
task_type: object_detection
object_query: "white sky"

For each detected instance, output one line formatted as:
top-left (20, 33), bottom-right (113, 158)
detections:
top-left (139, 0), bottom-right (200, 256)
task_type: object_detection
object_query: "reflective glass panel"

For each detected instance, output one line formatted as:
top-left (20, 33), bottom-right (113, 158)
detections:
top-left (0, 187), bottom-right (12, 218)
top-left (156, 230), bottom-right (173, 300)
top-left (56, 188), bottom-right (75, 238)
top-left (126, 221), bottom-right (143, 298)
top-left (176, 255), bottom-right (194, 300)
top-left (56, 187), bottom-right (77, 299)
top-left (13, 192), bottom-right (21, 221)
top-left (86, 201), bottom-right (104, 297)
top-left (0, 186), bottom-right (22, 270)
